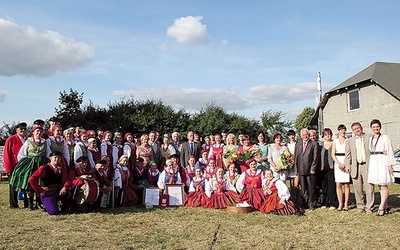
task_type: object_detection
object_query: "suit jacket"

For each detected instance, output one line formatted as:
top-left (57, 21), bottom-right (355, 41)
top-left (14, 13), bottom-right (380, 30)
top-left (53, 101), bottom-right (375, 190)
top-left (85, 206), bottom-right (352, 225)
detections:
top-left (3, 134), bottom-right (25, 173)
top-left (180, 141), bottom-right (201, 168)
top-left (293, 140), bottom-right (319, 175)
top-left (345, 133), bottom-right (371, 179)
top-left (149, 141), bottom-right (162, 168)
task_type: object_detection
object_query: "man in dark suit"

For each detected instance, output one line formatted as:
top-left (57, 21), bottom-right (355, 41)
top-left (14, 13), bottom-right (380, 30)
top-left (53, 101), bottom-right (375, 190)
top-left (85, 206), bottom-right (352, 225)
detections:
top-left (293, 128), bottom-right (319, 210)
top-left (149, 131), bottom-right (162, 169)
top-left (180, 131), bottom-right (201, 168)
top-left (3, 122), bottom-right (28, 209)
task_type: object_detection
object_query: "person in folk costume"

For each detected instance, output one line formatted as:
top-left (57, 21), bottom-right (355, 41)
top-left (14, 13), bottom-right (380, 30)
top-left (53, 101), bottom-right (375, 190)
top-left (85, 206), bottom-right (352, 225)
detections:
top-left (87, 138), bottom-right (101, 170)
top-left (157, 159), bottom-right (182, 191)
top-left (186, 155), bottom-right (197, 181)
top-left (170, 153), bottom-right (189, 192)
top-left (114, 155), bottom-right (138, 207)
top-left (33, 119), bottom-right (49, 139)
top-left (208, 132), bottom-right (225, 169)
top-left (132, 157), bottom-right (154, 205)
top-left (225, 162), bottom-right (240, 188)
top-left (95, 127), bottom-right (104, 151)
top-left (149, 161), bottom-right (160, 185)
top-left (73, 131), bottom-right (89, 165)
top-left (3, 122), bottom-right (28, 209)
top-left (160, 135), bottom-right (176, 170)
top-left (63, 127), bottom-right (76, 170)
top-left (100, 130), bottom-right (113, 163)
top-left (28, 151), bottom-right (70, 215)
top-left (123, 132), bottom-right (137, 170)
top-left (236, 158), bottom-right (265, 210)
top-left (204, 157), bottom-right (218, 181)
top-left (88, 160), bottom-right (113, 210)
top-left (206, 167), bottom-right (240, 209)
top-left (136, 134), bottom-right (153, 168)
top-left (46, 125), bottom-right (70, 173)
top-left (112, 132), bottom-right (124, 169)
top-left (47, 116), bottom-right (58, 137)
top-left (10, 125), bottom-right (49, 210)
top-left (195, 149), bottom-right (209, 172)
top-left (185, 166), bottom-right (208, 208)
top-left (86, 129), bottom-right (96, 140)
top-left (259, 168), bottom-right (300, 215)
top-left (68, 156), bottom-right (91, 212)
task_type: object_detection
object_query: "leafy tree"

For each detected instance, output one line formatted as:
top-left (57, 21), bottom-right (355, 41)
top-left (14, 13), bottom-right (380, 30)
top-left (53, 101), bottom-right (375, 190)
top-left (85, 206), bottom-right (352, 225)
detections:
top-left (260, 109), bottom-right (293, 142)
top-left (55, 88), bottom-right (84, 128)
top-left (190, 103), bottom-right (230, 137)
top-left (294, 106), bottom-right (317, 133)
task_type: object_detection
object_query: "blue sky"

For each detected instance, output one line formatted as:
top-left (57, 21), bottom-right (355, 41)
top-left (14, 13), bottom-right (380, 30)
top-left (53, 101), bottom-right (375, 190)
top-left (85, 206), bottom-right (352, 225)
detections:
top-left (1, 1), bottom-right (399, 126)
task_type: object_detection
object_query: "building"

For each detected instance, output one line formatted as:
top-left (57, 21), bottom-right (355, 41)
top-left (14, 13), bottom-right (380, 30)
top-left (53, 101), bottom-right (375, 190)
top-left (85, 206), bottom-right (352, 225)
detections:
top-left (310, 62), bottom-right (400, 149)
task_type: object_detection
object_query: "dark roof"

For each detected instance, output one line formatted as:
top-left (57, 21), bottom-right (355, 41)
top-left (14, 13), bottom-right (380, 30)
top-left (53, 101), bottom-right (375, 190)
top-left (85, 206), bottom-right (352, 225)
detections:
top-left (310, 62), bottom-right (400, 125)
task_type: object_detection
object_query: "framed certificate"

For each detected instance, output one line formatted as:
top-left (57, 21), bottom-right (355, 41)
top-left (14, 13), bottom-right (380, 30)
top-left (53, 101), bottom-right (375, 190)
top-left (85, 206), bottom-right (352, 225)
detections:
top-left (143, 187), bottom-right (162, 206)
top-left (165, 184), bottom-right (185, 207)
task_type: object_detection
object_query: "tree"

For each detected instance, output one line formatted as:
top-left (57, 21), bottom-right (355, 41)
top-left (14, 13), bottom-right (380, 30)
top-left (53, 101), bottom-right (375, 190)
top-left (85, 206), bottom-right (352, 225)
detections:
top-left (294, 107), bottom-right (317, 133)
top-left (54, 88), bottom-right (84, 127)
top-left (260, 109), bottom-right (293, 142)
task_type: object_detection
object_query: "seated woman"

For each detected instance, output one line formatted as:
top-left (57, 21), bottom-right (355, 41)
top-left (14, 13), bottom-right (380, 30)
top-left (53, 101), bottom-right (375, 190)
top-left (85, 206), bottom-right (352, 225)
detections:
top-left (185, 166), bottom-right (208, 208)
top-left (186, 156), bottom-right (196, 181)
top-left (206, 168), bottom-right (240, 209)
top-left (114, 155), bottom-right (138, 207)
top-left (204, 158), bottom-right (218, 181)
top-left (149, 161), bottom-right (160, 186)
top-left (157, 159), bottom-right (182, 191)
top-left (224, 162), bottom-right (240, 187)
top-left (236, 158), bottom-right (265, 210)
top-left (259, 169), bottom-right (299, 215)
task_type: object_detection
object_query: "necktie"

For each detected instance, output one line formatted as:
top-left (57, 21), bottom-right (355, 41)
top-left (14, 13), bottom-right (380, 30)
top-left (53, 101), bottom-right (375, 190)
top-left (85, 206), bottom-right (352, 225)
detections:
top-left (190, 142), bottom-right (194, 155)
top-left (303, 141), bottom-right (307, 153)
top-left (356, 138), bottom-right (363, 163)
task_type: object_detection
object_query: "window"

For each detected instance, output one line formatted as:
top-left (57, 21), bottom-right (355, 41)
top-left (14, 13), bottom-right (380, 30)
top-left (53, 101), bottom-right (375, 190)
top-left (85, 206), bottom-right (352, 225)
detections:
top-left (347, 89), bottom-right (360, 111)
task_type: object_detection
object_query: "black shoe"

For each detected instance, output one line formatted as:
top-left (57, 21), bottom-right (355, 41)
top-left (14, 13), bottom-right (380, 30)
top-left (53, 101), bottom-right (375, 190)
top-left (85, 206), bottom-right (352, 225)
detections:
top-left (295, 211), bottom-right (305, 216)
top-left (9, 205), bottom-right (19, 209)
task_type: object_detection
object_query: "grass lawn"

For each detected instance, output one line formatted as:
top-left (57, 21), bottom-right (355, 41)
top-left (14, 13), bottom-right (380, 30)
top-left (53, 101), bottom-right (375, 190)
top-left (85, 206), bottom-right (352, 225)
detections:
top-left (1, 181), bottom-right (400, 250)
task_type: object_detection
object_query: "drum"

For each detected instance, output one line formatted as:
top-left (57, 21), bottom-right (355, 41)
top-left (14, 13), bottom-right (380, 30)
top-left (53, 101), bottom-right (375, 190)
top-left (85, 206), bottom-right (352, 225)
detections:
top-left (73, 179), bottom-right (100, 205)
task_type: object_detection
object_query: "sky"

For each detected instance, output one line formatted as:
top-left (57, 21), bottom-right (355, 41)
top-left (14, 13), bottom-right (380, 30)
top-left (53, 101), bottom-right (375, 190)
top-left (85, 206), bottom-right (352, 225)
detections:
top-left (1, 1), bottom-right (400, 126)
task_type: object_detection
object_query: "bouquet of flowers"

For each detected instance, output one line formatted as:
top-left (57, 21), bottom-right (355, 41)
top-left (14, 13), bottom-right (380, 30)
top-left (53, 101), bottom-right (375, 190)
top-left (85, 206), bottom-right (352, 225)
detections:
top-left (223, 149), bottom-right (239, 161)
top-left (238, 147), bottom-right (260, 163)
top-left (277, 151), bottom-right (294, 171)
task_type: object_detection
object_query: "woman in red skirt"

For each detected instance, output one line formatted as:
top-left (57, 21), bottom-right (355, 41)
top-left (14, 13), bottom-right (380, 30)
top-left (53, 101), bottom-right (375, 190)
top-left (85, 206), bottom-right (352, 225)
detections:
top-left (185, 167), bottom-right (208, 208)
top-left (206, 168), bottom-right (240, 209)
top-left (259, 169), bottom-right (299, 215)
top-left (236, 158), bottom-right (265, 210)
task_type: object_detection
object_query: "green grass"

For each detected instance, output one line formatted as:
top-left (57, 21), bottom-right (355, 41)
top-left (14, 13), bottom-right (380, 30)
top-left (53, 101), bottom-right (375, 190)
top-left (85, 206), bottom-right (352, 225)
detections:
top-left (1, 182), bottom-right (400, 250)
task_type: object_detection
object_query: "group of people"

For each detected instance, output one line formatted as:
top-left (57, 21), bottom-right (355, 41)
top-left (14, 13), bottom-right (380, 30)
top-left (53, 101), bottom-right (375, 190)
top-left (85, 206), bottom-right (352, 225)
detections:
top-left (2, 118), bottom-right (395, 216)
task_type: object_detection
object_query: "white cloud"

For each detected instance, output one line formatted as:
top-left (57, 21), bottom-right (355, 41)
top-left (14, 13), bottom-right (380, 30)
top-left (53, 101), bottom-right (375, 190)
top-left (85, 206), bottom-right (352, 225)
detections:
top-left (166, 16), bottom-right (209, 45)
top-left (0, 90), bottom-right (8, 102)
top-left (0, 19), bottom-right (94, 77)
top-left (158, 43), bottom-right (168, 52)
top-left (220, 39), bottom-right (228, 46)
top-left (247, 82), bottom-right (319, 105)
top-left (111, 86), bottom-right (249, 110)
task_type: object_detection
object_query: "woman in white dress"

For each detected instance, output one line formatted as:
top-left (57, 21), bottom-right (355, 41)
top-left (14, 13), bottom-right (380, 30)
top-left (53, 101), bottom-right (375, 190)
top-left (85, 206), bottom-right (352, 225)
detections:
top-left (368, 119), bottom-right (395, 216)
top-left (331, 124), bottom-right (350, 211)
top-left (268, 133), bottom-right (289, 182)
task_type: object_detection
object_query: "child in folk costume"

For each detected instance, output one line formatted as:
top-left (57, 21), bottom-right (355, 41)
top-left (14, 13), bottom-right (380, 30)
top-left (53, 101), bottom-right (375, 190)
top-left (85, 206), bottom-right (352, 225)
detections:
top-left (206, 168), bottom-right (240, 209)
top-left (114, 155), bottom-right (138, 207)
top-left (131, 157), bottom-right (153, 205)
top-left (185, 166), bottom-right (208, 208)
top-left (236, 158), bottom-right (265, 210)
top-left (204, 158), bottom-right (218, 181)
top-left (186, 156), bottom-right (196, 181)
top-left (157, 159), bottom-right (182, 191)
top-left (149, 161), bottom-right (160, 185)
top-left (194, 149), bottom-right (209, 172)
top-left (225, 162), bottom-right (240, 187)
top-left (259, 169), bottom-right (299, 215)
